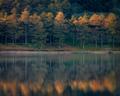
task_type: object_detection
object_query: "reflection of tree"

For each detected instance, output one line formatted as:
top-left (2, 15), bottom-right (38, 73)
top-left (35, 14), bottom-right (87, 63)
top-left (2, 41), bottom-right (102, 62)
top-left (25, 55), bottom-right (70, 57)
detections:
top-left (0, 53), bottom-right (117, 87)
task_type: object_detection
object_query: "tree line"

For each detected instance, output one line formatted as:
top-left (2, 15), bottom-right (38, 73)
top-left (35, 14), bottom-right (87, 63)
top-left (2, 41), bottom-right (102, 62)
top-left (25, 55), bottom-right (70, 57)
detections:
top-left (0, 7), bottom-right (120, 48)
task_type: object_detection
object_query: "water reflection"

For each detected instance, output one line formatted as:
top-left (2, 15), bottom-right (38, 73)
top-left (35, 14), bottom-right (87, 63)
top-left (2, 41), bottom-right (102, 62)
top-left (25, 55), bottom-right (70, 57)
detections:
top-left (0, 52), bottom-right (119, 96)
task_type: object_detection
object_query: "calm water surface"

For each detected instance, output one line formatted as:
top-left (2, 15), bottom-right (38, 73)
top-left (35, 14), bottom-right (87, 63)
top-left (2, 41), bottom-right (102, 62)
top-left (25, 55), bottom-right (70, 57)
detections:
top-left (0, 51), bottom-right (120, 96)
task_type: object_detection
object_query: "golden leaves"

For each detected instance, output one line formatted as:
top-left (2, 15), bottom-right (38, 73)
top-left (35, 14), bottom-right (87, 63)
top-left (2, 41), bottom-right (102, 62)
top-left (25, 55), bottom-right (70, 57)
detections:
top-left (89, 13), bottom-right (104, 25)
top-left (55, 11), bottom-right (65, 23)
top-left (103, 13), bottom-right (117, 28)
top-left (72, 13), bottom-right (117, 29)
top-left (19, 8), bottom-right (29, 22)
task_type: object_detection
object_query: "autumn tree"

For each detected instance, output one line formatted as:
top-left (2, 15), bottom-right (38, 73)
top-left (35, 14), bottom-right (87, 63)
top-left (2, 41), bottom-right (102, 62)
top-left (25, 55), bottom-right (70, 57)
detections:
top-left (6, 8), bottom-right (18, 44)
top-left (19, 8), bottom-right (30, 44)
top-left (103, 13), bottom-right (117, 47)
top-left (55, 11), bottom-right (65, 24)
top-left (103, 13), bottom-right (117, 28)
top-left (78, 12), bottom-right (89, 25)
top-left (54, 11), bottom-right (65, 47)
top-left (32, 20), bottom-right (46, 48)
top-left (41, 12), bottom-right (54, 47)
top-left (29, 13), bottom-right (41, 24)
top-left (89, 13), bottom-right (104, 26)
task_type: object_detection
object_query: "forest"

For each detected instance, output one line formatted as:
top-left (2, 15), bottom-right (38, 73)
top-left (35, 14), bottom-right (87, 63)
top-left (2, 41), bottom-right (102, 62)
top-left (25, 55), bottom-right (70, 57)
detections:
top-left (0, 0), bottom-right (120, 49)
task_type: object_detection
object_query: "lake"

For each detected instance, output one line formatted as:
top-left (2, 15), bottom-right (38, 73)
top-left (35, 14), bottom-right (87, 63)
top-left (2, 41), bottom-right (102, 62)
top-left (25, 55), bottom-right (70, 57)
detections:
top-left (0, 51), bottom-right (120, 96)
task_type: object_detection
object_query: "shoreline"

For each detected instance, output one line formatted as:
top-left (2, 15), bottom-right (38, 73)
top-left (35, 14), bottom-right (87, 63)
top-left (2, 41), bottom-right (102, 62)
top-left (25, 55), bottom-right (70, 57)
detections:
top-left (0, 45), bottom-right (120, 54)
top-left (0, 50), bottom-right (120, 56)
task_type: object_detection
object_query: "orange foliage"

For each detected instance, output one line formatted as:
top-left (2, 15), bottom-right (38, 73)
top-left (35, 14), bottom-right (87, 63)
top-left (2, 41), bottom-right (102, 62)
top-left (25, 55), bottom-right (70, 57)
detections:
top-left (0, 11), bottom-right (4, 20)
top-left (103, 77), bottom-right (116, 92)
top-left (70, 80), bottom-right (78, 89)
top-left (46, 84), bottom-right (53, 93)
top-left (54, 80), bottom-right (64, 95)
top-left (89, 13), bottom-right (104, 25)
top-left (29, 82), bottom-right (42, 93)
top-left (55, 11), bottom-right (64, 23)
top-left (89, 80), bottom-right (103, 92)
top-left (6, 8), bottom-right (17, 24)
top-left (6, 82), bottom-right (16, 96)
top-left (19, 83), bottom-right (30, 96)
top-left (103, 13), bottom-right (117, 28)
top-left (78, 81), bottom-right (89, 91)
top-left (78, 16), bottom-right (88, 25)
top-left (19, 8), bottom-right (29, 22)
top-left (73, 19), bottom-right (79, 25)
top-left (0, 81), bottom-right (16, 96)
top-left (0, 12), bottom-right (7, 21)
top-left (78, 13), bottom-right (89, 25)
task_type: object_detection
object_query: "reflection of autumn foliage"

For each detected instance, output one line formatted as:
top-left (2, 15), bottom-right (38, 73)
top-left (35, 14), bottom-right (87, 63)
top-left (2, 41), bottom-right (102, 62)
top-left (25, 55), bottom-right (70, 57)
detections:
top-left (54, 80), bottom-right (65, 95)
top-left (19, 83), bottom-right (30, 96)
top-left (78, 81), bottom-right (89, 91)
top-left (89, 80), bottom-right (103, 92)
top-left (0, 76), bottom-right (116, 95)
top-left (46, 84), bottom-right (53, 94)
top-left (0, 81), bottom-right (16, 96)
top-left (103, 72), bottom-right (116, 92)
top-left (29, 82), bottom-right (42, 93)
top-left (70, 80), bottom-right (78, 89)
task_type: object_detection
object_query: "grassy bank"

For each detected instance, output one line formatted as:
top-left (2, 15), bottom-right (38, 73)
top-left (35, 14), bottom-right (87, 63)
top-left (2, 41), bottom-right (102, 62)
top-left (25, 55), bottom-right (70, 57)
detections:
top-left (0, 44), bottom-right (120, 51)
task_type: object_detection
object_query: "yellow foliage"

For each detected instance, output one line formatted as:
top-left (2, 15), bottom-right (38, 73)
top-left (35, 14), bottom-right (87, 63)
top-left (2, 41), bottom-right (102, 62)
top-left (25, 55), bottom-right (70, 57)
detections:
top-left (103, 13), bottom-right (117, 28)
